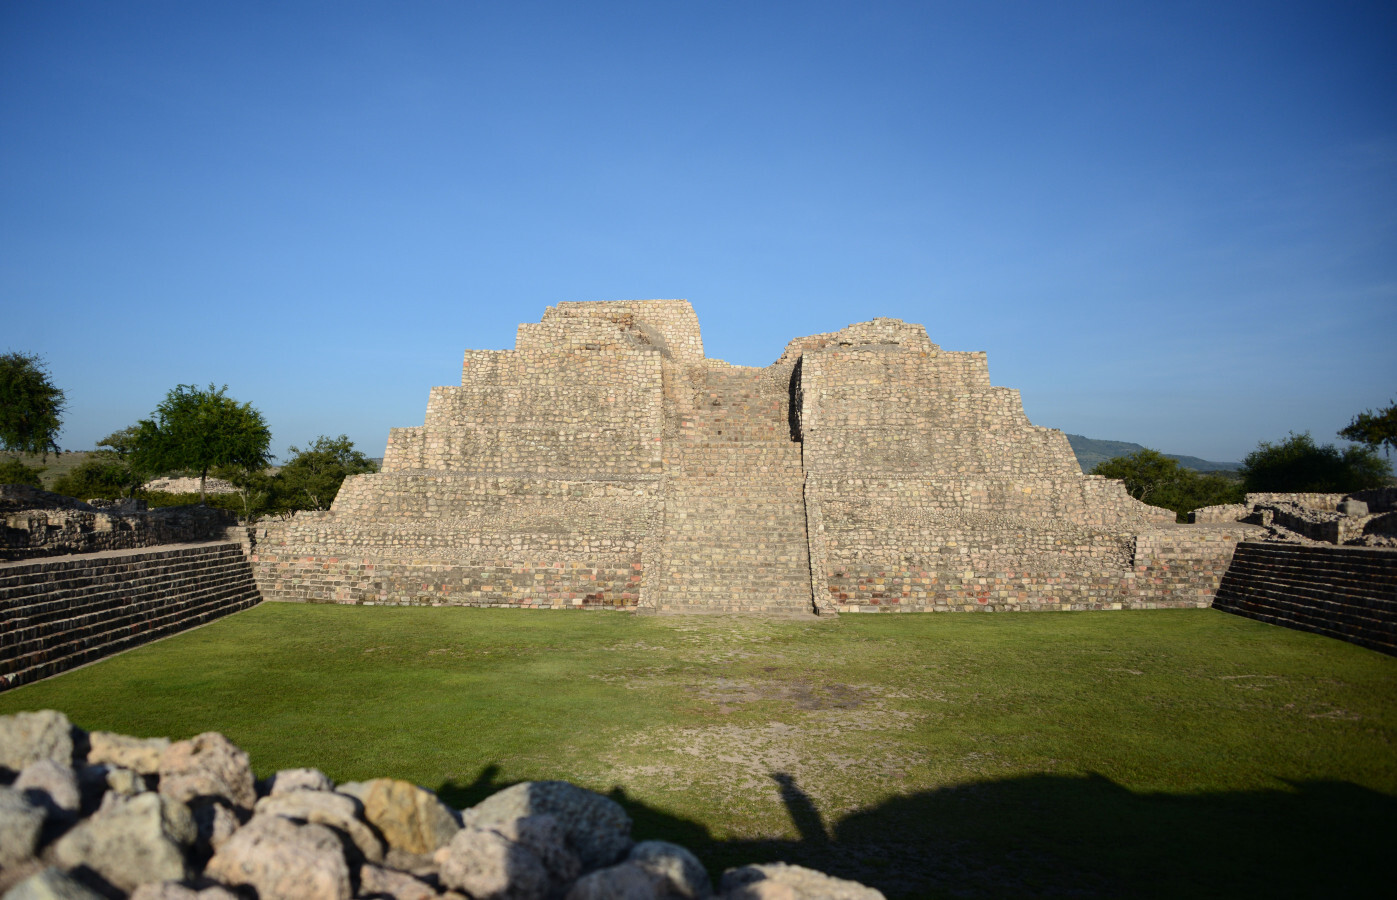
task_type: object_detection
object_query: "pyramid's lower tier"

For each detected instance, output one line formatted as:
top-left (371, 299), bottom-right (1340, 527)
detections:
top-left (251, 301), bottom-right (1264, 612)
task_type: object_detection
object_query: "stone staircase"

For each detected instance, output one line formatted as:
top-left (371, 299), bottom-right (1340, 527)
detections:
top-left (1212, 542), bottom-right (1396, 656)
top-left (658, 368), bottom-right (814, 613)
top-left (0, 542), bottom-right (262, 690)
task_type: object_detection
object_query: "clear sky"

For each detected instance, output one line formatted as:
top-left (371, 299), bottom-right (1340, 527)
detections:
top-left (3, 1), bottom-right (1394, 464)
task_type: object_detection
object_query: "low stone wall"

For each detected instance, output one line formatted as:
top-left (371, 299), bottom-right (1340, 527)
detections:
top-left (0, 542), bottom-right (262, 691)
top-left (1212, 542), bottom-right (1397, 656)
top-left (0, 710), bottom-right (885, 899)
top-left (1, 486), bottom-right (237, 562)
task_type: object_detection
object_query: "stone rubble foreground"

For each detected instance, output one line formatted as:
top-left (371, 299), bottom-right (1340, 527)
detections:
top-left (0, 710), bottom-right (884, 900)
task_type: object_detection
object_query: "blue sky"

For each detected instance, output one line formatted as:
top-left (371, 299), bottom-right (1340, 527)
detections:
top-left (3, 1), bottom-right (1394, 464)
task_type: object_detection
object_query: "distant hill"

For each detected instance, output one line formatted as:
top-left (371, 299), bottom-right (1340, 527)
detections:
top-left (1065, 435), bottom-right (1240, 474)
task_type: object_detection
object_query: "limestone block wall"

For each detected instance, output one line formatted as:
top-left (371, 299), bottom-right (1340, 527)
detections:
top-left (0, 542), bottom-right (262, 690)
top-left (1213, 542), bottom-right (1396, 655)
top-left (2, 487), bottom-right (238, 562)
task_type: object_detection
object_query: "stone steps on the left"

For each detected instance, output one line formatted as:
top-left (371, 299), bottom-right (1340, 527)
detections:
top-left (0, 542), bottom-right (262, 691)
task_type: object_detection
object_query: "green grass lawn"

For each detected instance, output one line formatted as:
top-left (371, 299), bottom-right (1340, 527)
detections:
top-left (3, 605), bottom-right (1393, 898)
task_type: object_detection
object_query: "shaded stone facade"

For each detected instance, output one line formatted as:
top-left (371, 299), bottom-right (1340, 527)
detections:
top-left (252, 300), bottom-right (1255, 612)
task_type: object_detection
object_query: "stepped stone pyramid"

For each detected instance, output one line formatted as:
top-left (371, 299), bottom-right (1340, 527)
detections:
top-left (253, 300), bottom-right (1248, 612)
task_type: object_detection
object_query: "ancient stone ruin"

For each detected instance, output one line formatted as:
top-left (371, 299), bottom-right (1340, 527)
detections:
top-left (0, 709), bottom-right (884, 899)
top-left (252, 300), bottom-right (1249, 613)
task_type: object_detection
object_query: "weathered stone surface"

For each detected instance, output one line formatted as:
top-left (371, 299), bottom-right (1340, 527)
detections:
top-left (0, 711), bottom-right (79, 773)
top-left (1339, 499), bottom-right (1369, 517)
top-left (358, 864), bottom-right (438, 900)
top-left (338, 778), bottom-right (460, 855)
top-left (720, 863), bottom-right (886, 900)
top-left (255, 787), bottom-right (384, 862)
top-left (464, 781), bottom-right (631, 871)
top-left (630, 840), bottom-right (713, 898)
top-left (127, 882), bottom-right (240, 900)
top-left (0, 868), bottom-right (106, 900)
top-left (159, 733), bottom-right (256, 811)
top-left (0, 785), bottom-right (45, 868)
top-left (566, 862), bottom-right (661, 900)
top-left (191, 800), bottom-right (242, 853)
top-left (490, 814), bottom-right (580, 886)
top-left (438, 826), bottom-right (551, 900)
top-left (51, 791), bottom-right (196, 893)
top-left (88, 731), bottom-right (170, 775)
top-left (13, 759), bottom-right (81, 816)
top-left (265, 767), bottom-right (334, 796)
top-left (205, 814), bottom-right (351, 900)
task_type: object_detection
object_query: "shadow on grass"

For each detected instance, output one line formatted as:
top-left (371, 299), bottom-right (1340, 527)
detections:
top-left (438, 768), bottom-right (1394, 899)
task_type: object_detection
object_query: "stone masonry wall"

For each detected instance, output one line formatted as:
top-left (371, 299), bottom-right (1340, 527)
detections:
top-left (0, 542), bottom-right (262, 691)
top-left (254, 300), bottom-right (1253, 614)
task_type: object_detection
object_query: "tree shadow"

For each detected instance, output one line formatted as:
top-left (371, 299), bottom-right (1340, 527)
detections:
top-left (436, 766), bottom-right (1395, 898)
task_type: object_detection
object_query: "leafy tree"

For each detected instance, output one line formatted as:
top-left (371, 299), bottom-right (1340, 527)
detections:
top-left (1241, 431), bottom-right (1391, 493)
top-left (1339, 400), bottom-right (1397, 457)
top-left (1091, 449), bottom-right (1244, 522)
top-left (0, 457), bottom-right (45, 488)
top-left (130, 384), bottom-right (272, 504)
top-left (53, 456), bottom-right (135, 500)
top-left (0, 352), bottom-right (66, 459)
top-left (274, 434), bottom-right (377, 511)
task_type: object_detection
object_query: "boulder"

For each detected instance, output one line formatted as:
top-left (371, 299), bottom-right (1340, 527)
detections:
top-left (630, 840), bottom-right (713, 898)
top-left (464, 781), bottom-right (631, 871)
top-left (128, 883), bottom-right (240, 900)
top-left (0, 711), bottom-right (80, 774)
top-left (438, 825), bottom-right (551, 900)
top-left (0, 785), bottom-right (45, 868)
top-left (51, 791), bottom-right (196, 893)
top-left (265, 767), bottom-right (334, 796)
top-left (358, 864), bottom-right (439, 900)
top-left (338, 778), bottom-right (460, 855)
top-left (255, 788), bottom-right (385, 862)
top-left (720, 864), bottom-right (886, 900)
top-left (87, 732), bottom-right (170, 775)
top-left (13, 759), bottom-right (81, 816)
top-left (566, 863), bottom-right (661, 900)
top-left (191, 800), bottom-right (242, 854)
top-left (490, 814), bottom-right (580, 886)
top-left (1339, 499), bottom-right (1370, 517)
top-left (205, 814), bottom-right (351, 900)
top-left (0, 868), bottom-right (106, 900)
top-left (158, 733), bottom-right (256, 812)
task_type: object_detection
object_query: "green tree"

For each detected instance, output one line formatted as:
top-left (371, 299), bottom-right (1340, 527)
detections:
top-left (1241, 431), bottom-right (1391, 493)
top-left (130, 384), bottom-right (272, 504)
top-left (1092, 449), bottom-right (1244, 521)
top-left (0, 351), bottom-right (66, 459)
top-left (53, 456), bottom-right (135, 500)
top-left (0, 457), bottom-right (45, 488)
top-left (274, 434), bottom-right (377, 511)
top-left (1339, 400), bottom-right (1397, 457)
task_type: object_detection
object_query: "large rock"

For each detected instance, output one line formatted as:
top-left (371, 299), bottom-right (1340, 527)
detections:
top-left (87, 732), bottom-right (170, 775)
top-left (255, 788), bottom-right (385, 862)
top-left (566, 863), bottom-right (661, 900)
top-left (358, 864), bottom-right (438, 900)
top-left (158, 733), bottom-right (256, 811)
top-left (265, 767), bottom-right (334, 796)
top-left (338, 778), bottom-right (460, 855)
top-left (50, 791), bottom-right (196, 893)
top-left (720, 864), bottom-right (886, 900)
top-left (13, 759), bottom-right (81, 817)
top-left (491, 814), bottom-right (580, 886)
top-left (464, 781), bottom-right (631, 871)
top-left (205, 814), bottom-right (351, 900)
top-left (0, 711), bottom-right (80, 774)
top-left (128, 883), bottom-right (240, 900)
top-left (191, 800), bottom-right (242, 854)
top-left (0, 868), bottom-right (106, 900)
top-left (630, 840), bottom-right (713, 898)
top-left (438, 825), bottom-right (552, 900)
top-left (0, 785), bottom-right (46, 868)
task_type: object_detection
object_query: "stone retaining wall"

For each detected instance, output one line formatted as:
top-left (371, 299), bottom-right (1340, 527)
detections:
top-left (1, 486), bottom-right (237, 562)
top-left (0, 542), bottom-right (262, 691)
top-left (1212, 542), bottom-right (1397, 655)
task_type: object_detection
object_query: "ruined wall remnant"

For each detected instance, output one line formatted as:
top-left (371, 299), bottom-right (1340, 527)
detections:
top-left (253, 300), bottom-right (1258, 612)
